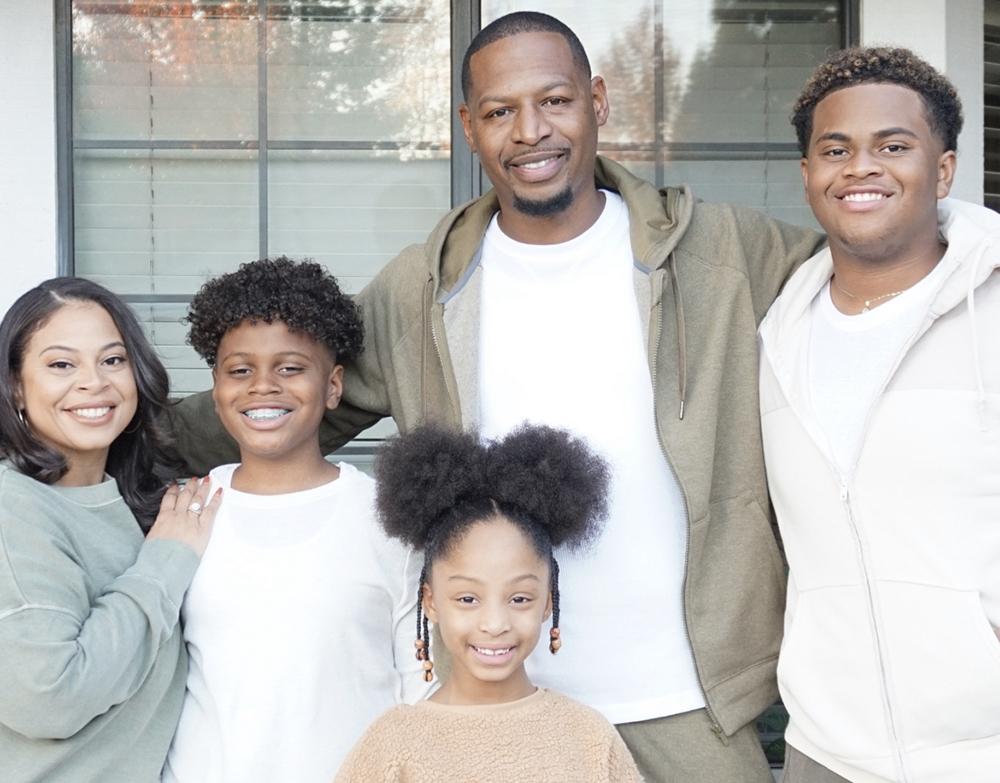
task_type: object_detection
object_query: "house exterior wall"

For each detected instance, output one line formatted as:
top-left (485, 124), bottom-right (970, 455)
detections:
top-left (0, 4), bottom-right (59, 313)
top-left (862, 0), bottom-right (985, 205)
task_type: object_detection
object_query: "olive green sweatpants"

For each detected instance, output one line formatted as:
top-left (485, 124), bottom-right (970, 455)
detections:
top-left (782, 746), bottom-right (851, 783)
top-left (617, 708), bottom-right (774, 783)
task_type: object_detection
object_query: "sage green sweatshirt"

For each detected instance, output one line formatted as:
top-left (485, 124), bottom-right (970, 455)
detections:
top-left (0, 464), bottom-right (199, 783)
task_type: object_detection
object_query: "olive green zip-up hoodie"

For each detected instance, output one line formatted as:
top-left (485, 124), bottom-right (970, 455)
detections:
top-left (168, 157), bottom-right (824, 735)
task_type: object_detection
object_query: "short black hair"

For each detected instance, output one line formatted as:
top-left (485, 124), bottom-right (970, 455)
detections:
top-left (461, 11), bottom-right (591, 102)
top-left (375, 424), bottom-right (609, 675)
top-left (186, 256), bottom-right (363, 367)
top-left (792, 46), bottom-right (963, 155)
top-left (0, 277), bottom-right (175, 527)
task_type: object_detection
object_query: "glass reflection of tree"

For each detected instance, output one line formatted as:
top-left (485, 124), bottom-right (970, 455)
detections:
top-left (268, 0), bottom-right (450, 157)
top-left (72, 0), bottom-right (450, 152)
top-left (595, 2), bottom-right (717, 166)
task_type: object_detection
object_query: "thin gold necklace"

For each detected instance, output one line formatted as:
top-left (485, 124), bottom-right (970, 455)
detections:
top-left (832, 277), bottom-right (907, 313)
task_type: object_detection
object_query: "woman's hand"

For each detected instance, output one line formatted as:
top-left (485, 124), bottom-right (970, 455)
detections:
top-left (146, 477), bottom-right (221, 557)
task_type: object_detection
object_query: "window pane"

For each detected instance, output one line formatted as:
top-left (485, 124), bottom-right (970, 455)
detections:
top-left (134, 302), bottom-right (208, 397)
top-left (268, 150), bottom-right (450, 293)
top-left (73, 1), bottom-right (259, 141)
top-left (266, 1), bottom-right (450, 145)
top-left (74, 148), bottom-right (259, 294)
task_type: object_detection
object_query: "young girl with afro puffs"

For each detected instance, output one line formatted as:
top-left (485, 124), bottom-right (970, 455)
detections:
top-left (335, 425), bottom-right (644, 782)
top-left (162, 258), bottom-right (429, 783)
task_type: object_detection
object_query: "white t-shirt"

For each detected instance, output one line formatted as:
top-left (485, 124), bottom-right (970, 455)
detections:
top-left (807, 256), bottom-right (951, 477)
top-left (163, 463), bottom-right (426, 783)
top-left (477, 191), bottom-right (704, 725)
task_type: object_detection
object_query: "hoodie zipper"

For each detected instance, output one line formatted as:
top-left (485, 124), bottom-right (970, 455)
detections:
top-left (765, 297), bottom-right (942, 782)
top-left (427, 289), bottom-right (464, 427)
top-left (828, 316), bottom-right (938, 783)
top-left (647, 267), bottom-right (725, 738)
top-left (838, 484), bottom-right (908, 781)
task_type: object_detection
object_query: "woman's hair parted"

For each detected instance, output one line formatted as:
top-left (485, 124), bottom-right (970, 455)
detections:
top-left (185, 256), bottom-right (363, 367)
top-left (374, 424), bottom-right (610, 669)
top-left (0, 277), bottom-right (176, 528)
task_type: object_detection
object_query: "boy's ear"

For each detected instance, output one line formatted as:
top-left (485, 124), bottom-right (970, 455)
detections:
top-left (210, 367), bottom-right (221, 416)
top-left (325, 363), bottom-right (344, 411)
top-left (422, 583), bottom-right (438, 624)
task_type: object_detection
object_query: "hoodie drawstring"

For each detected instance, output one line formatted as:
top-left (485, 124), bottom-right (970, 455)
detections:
top-left (966, 246), bottom-right (989, 430)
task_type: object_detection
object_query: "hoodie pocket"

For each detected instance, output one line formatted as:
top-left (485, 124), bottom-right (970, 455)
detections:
top-left (777, 585), bottom-right (894, 762)
top-left (876, 582), bottom-right (1000, 751)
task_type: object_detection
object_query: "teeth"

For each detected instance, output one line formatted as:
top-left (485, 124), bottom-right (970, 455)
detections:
top-left (843, 192), bottom-right (886, 202)
top-left (474, 646), bottom-right (512, 656)
top-left (518, 157), bottom-right (556, 170)
top-left (244, 408), bottom-right (290, 421)
top-left (72, 407), bottom-right (111, 419)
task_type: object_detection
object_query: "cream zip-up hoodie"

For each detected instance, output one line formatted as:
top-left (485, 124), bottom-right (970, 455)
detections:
top-left (759, 199), bottom-right (1000, 783)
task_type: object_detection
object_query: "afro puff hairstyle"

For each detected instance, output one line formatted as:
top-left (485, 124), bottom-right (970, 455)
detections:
top-left (186, 256), bottom-right (363, 367)
top-left (375, 424), bottom-right (610, 669)
top-left (374, 424), bottom-right (609, 565)
top-left (791, 46), bottom-right (963, 155)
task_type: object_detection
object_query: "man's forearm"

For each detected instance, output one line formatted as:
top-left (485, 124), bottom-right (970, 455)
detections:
top-left (164, 391), bottom-right (241, 476)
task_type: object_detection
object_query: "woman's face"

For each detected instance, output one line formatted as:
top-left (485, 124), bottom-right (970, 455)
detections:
top-left (17, 301), bottom-right (138, 480)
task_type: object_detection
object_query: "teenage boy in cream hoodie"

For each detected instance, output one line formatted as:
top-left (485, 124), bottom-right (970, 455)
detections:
top-left (759, 48), bottom-right (1000, 783)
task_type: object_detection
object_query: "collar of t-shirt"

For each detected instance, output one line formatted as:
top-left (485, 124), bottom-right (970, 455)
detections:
top-left (818, 245), bottom-right (953, 332)
top-left (482, 189), bottom-right (626, 273)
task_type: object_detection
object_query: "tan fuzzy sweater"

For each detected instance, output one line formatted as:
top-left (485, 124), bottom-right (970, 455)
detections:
top-left (335, 688), bottom-right (643, 782)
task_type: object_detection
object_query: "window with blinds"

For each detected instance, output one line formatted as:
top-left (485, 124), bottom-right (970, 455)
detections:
top-left (66, 0), bottom-right (847, 410)
top-left (70, 0), bottom-right (450, 402)
top-left (986, 0), bottom-right (1000, 212)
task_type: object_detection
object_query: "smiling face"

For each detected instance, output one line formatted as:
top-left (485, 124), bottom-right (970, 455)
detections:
top-left (212, 320), bottom-right (342, 466)
top-left (17, 301), bottom-right (138, 484)
top-left (801, 82), bottom-right (956, 266)
top-left (459, 31), bottom-right (609, 244)
top-left (425, 516), bottom-right (552, 704)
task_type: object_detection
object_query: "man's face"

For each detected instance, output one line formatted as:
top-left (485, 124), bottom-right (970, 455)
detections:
top-left (460, 31), bottom-right (609, 240)
top-left (801, 82), bottom-right (955, 264)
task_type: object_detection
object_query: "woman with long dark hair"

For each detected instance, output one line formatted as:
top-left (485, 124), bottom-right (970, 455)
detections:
top-left (0, 277), bottom-right (219, 782)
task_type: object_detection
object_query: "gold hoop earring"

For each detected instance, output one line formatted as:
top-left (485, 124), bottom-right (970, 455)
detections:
top-left (16, 409), bottom-right (26, 427)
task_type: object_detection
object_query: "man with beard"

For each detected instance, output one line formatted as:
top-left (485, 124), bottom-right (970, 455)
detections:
top-left (171, 12), bottom-right (823, 782)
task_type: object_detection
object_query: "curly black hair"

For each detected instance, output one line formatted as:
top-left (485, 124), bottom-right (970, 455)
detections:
top-left (376, 424), bottom-right (609, 673)
top-left (186, 256), bottom-right (363, 367)
top-left (375, 424), bottom-right (608, 562)
top-left (791, 47), bottom-right (963, 155)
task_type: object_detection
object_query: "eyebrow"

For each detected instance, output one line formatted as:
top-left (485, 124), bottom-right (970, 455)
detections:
top-left (39, 341), bottom-right (125, 356)
top-left (221, 350), bottom-right (313, 361)
top-left (815, 127), bottom-right (919, 144)
top-left (477, 81), bottom-right (574, 108)
top-left (447, 573), bottom-right (541, 584)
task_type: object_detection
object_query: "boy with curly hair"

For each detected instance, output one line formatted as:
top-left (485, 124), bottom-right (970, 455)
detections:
top-left (163, 257), bottom-right (427, 783)
top-left (760, 48), bottom-right (1000, 782)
